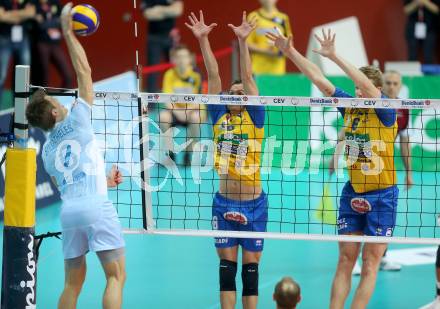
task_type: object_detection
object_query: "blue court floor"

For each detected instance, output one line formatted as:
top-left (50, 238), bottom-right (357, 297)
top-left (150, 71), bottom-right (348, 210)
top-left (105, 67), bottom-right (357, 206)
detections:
top-left (0, 177), bottom-right (436, 309)
top-left (1, 73), bottom-right (436, 308)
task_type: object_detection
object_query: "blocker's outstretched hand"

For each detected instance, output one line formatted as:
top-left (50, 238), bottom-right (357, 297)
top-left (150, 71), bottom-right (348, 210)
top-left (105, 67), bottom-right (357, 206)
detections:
top-left (312, 28), bottom-right (336, 59)
top-left (228, 11), bottom-right (257, 41)
top-left (266, 28), bottom-right (294, 55)
top-left (185, 10), bottom-right (217, 40)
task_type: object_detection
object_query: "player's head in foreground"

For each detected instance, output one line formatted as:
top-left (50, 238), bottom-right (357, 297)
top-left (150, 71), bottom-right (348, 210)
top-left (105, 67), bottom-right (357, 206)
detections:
top-left (273, 277), bottom-right (301, 309)
top-left (227, 79), bottom-right (246, 114)
top-left (26, 88), bottom-right (68, 131)
top-left (355, 65), bottom-right (383, 98)
top-left (170, 44), bottom-right (194, 73)
top-left (383, 70), bottom-right (402, 99)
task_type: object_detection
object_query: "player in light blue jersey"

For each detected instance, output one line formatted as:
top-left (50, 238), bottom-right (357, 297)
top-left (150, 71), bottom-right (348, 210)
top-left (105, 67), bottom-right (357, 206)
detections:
top-left (25, 3), bottom-right (125, 309)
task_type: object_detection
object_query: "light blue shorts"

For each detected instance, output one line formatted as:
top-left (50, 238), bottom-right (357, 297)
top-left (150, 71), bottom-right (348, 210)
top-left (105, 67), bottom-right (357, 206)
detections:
top-left (61, 197), bottom-right (125, 259)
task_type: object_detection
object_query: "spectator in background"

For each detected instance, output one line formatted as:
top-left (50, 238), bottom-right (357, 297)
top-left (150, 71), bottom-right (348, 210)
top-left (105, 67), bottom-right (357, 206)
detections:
top-left (32, 0), bottom-right (73, 89)
top-left (273, 277), bottom-right (301, 309)
top-left (247, 0), bottom-right (292, 75)
top-left (141, 0), bottom-right (183, 93)
top-left (0, 0), bottom-right (35, 108)
top-left (404, 0), bottom-right (440, 64)
top-left (159, 45), bottom-right (204, 166)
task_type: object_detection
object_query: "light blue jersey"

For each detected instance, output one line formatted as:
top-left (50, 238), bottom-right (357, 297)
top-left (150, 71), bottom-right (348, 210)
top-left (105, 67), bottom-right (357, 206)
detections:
top-left (41, 98), bottom-right (125, 259)
top-left (42, 98), bottom-right (108, 201)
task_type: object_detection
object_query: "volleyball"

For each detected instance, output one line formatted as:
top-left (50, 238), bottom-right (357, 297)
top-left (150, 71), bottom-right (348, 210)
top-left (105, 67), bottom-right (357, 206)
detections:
top-left (72, 4), bottom-right (100, 36)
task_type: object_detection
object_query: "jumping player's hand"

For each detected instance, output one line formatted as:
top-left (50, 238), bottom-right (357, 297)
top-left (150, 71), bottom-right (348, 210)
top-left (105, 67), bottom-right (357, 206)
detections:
top-left (185, 10), bottom-right (217, 40)
top-left (228, 11), bottom-right (257, 41)
top-left (313, 28), bottom-right (336, 59)
top-left (60, 2), bottom-right (73, 35)
top-left (266, 29), bottom-right (293, 55)
top-left (107, 165), bottom-right (123, 188)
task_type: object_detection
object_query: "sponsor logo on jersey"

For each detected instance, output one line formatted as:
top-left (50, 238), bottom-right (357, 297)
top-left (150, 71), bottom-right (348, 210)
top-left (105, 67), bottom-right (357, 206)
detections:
top-left (350, 197), bottom-right (372, 214)
top-left (224, 211), bottom-right (248, 225)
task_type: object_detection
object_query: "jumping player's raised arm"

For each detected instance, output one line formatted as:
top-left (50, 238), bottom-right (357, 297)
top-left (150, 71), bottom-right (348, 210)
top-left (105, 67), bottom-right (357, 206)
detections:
top-left (266, 30), bottom-right (335, 97)
top-left (312, 29), bottom-right (381, 99)
top-left (185, 11), bottom-right (220, 94)
top-left (61, 3), bottom-right (93, 106)
top-left (228, 11), bottom-right (258, 96)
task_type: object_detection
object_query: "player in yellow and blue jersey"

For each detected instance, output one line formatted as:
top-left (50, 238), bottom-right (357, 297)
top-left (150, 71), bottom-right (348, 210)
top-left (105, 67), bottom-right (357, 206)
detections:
top-left (159, 44), bottom-right (204, 165)
top-left (247, 0), bottom-right (292, 75)
top-left (186, 10), bottom-right (266, 309)
top-left (267, 29), bottom-right (398, 309)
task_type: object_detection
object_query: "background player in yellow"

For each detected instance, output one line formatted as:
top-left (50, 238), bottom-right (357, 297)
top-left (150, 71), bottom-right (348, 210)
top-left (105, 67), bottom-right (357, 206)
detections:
top-left (159, 45), bottom-right (205, 165)
top-left (247, 0), bottom-right (292, 75)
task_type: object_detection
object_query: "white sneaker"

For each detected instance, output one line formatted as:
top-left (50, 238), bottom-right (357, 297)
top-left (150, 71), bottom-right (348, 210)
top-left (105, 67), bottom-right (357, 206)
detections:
top-left (419, 297), bottom-right (440, 309)
top-left (380, 258), bottom-right (402, 271)
top-left (352, 261), bottom-right (361, 276)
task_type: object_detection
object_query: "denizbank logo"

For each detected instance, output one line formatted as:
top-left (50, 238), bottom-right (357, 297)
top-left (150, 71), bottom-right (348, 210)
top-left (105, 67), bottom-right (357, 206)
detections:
top-left (310, 98), bottom-right (333, 105)
top-left (402, 100), bottom-right (425, 107)
top-left (219, 96), bottom-right (242, 104)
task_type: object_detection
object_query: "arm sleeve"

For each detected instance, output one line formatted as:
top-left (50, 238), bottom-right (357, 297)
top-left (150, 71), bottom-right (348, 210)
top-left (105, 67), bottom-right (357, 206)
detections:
top-left (246, 105), bottom-right (265, 128)
top-left (70, 98), bottom-right (92, 127)
top-left (331, 87), bottom-right (353, 118)
top-left (208, 104), bottom-right (227, 125)
top-left (375, 109), bottom-right (397, 127)
top-left (375, 94), bottom-right (397, 127)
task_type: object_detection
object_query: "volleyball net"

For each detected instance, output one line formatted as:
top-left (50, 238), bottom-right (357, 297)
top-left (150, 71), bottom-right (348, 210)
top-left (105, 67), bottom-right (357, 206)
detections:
top-left (82, 90), bottom-right (439, 245)
top-left (14, 68), bottom-right (440, 245)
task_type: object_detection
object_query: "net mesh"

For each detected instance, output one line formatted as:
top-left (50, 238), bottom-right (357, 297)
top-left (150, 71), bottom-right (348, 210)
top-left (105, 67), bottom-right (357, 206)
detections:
top-left (88, 92), bottom-right (439, 243)
top-left (92, 97), bottom-right (145, 229)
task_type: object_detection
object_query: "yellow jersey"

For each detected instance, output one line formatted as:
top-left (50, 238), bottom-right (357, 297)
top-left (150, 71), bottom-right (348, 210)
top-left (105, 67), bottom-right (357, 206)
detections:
top-left (210, 106), bottom-right (265, 186)
top-left (344, 108), bottom-right (398, 193)
top-left (162, 67), bottom-right (202, 109)
top-left (247, 8), bottom-right (292, 75)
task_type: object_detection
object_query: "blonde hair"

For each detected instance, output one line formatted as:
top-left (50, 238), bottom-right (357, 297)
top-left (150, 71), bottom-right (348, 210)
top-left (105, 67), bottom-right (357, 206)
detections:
top-left (359, 65), bottom-right (383, 88)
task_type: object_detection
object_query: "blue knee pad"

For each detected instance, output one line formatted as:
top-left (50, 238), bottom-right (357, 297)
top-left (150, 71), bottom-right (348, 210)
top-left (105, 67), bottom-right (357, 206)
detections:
top-left (242, 263), bottom-right (259, 296)
top-left (219, 259), bottom-right (237, 291)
